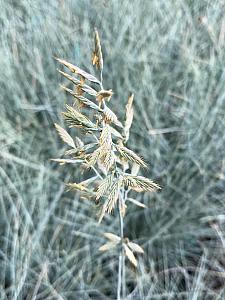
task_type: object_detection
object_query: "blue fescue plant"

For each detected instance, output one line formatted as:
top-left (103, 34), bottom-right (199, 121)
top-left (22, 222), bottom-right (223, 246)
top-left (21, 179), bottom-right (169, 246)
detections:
top-left (53, 29), bottom-right (160, 299)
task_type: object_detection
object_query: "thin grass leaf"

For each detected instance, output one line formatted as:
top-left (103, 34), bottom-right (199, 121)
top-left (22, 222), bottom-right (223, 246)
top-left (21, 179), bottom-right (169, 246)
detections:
top-left (127, 197), bottom-right (147, 208)
top-left (54, 123), bottom-right (75, 148)
top-left (51, 158), bottom-right (83, 164)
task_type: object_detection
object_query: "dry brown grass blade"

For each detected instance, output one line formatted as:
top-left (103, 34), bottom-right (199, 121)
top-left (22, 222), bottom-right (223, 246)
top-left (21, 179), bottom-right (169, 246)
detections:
top-left (54, 123), bottom-right (76, 148)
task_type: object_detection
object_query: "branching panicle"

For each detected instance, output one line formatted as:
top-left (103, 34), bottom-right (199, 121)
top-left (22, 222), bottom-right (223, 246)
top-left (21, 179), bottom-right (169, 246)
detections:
top-left (53, 29), bottom-right (161, 299)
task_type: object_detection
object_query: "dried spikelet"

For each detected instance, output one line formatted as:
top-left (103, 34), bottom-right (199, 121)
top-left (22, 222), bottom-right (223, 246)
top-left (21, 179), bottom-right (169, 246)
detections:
top-left (99, 242), bottom-right (117, 252)
top-left (124, 94), bottom-right (134, 142)
top-left (54, 123), bottom-right (75, 148)
top-left (58, 69), bottom-right (98, 97)
top-left (100, 149), bottom-right (115, 171)
top-left (100, 125), bottom-right (112, 148)
top-left (53, 30), bottom-right (162, 276)
top-left (97, 89), bottom-right (113, 102)
top-left (75, 76), bottom-right (87, 96)
top-left (127, 242), bottom-right (144, 253)
top-left (66, 182), bottom-right (89, 192)
top-left (63, 105), bottom-right (98, 130)
top-left (60, 84), bottom-right (83, 102)
top-left (116, 145), bottom-right (148, 168)
top-left (65, 143), bottom-right (96, 158)
top-left (105, 180), bottom-right (121, 213)
top-left (87, 147), bottom-right (103, 167)
top-left (123, 174), bottom-right (161, 192)
top-left (55, 57), bottom-right (100, 84)
top-left (103, 106), bottom-right (123, 127)
top-left (104, 232), bottom-right (121, 243)
top-left (81, 85), bottom-right (98, 97)
top-left (98, 125), bottom-right (115, 170)
top-left (61, 85), bottom-right (102, 112)
top-left (124, 244), bottom-right (137, 267)
top-left (58, 69), bottom-right (80, 85)
top-left (96, 174), bottom-right (114, 200)
top-left (75, 84), bottom-right (84, 97)
top-left (98, 178), bottom-right (122, 223)
top-left (92, 28), bottom-right (103, 70)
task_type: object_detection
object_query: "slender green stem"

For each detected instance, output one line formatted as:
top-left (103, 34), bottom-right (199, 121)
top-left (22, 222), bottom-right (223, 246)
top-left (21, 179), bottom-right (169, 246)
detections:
top-left (117, 249), bottom-right (122, 300)
top-left (117, 198), bottom-right (125, 300)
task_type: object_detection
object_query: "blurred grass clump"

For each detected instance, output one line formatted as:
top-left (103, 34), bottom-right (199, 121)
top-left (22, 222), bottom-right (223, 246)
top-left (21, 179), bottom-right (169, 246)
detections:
top-left (0, 0), bottom-right (225, 299)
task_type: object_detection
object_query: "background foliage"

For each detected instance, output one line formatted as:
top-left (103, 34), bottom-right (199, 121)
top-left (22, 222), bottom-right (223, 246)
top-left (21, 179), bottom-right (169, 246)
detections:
top-left (1, 0), bottom-right (225, 299)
